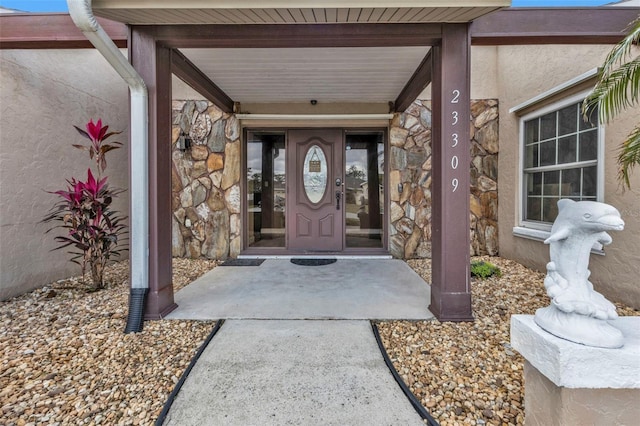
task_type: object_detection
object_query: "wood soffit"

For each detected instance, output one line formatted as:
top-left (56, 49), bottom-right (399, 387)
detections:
top-left (2, 7), bottom-right (637, 50)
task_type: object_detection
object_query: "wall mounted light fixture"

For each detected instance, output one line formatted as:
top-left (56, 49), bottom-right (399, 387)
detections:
top-left (177, 131), bottom-right (192, 152)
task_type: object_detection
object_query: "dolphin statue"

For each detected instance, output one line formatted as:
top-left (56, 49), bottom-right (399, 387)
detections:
top-left (535, 199), bottom-right (625, 348)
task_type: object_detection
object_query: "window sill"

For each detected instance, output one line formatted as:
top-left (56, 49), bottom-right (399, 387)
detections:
top-left (512, 226), bottom-right (605, 256)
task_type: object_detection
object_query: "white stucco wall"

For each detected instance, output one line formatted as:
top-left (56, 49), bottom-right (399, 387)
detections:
top-left (0, 49), bottom-right (129, 300)
top-left (496, 44), bottom-right (640, 309)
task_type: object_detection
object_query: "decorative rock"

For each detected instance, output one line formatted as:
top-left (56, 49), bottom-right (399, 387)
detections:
top-left (389, 235), bottom-right (405, 258)
top-left (195, 100), bottom-right (209, 113)
top-left (198, 176), bottom-right (212, 190)
top-left (210, 171), bottom-right (223, 188)
top-left (207, 153), bottom-right (224, 172)
top-left (179, 101), bottom-right (196, 132)
top-left (207, 119), bottom-right (227, 152)
top-left (390, 127), bottom-right (409, 147)
top-left (485, 224), bottom-right (498, 256)
top-left (221, 141), bottom-right (240, 190)
top-left (230, 214), bottom-right (241, 237)
top-left (207, 187), bottom-right (226, 212)
top-left (474, 107), bottom-right (498, 129)
top-left (407, 147), bottom-right (427, 169)
top-left (192, 182), bottom-right (207, 207)
top-left (180, 186), bottom-right (192, 208)
top-left (391, 202), bottom-right (405, 223)
top-left (208, 105), bottom-right (223, 123)
top-left (404, 227), bottom-right (422, 258)
top-left (419, 108), bottom-right (432, 128)
top-left (404, 114), bottom-right (419, 130)
top-left (405, 203), bottom-right (416, 221)
top-left (396, 218), bottom-right (414, 235)
top-left (189, 112), bottom-right (212, 144)
top-left (390, 147), bottom-right (407, 170)
top-left (196, 203), bottom-right (210, 221)
top-left (190, 145), bottom-right (209, 161)
top-left (389, 170), bottom-right (401, 202)
top-left (475, 119), bottom-right (499, 154)
top-left (174, 208), bottom-right (186, 224)
top-left (229, 236), bottom-right (241, 258)
top-left (191, 161), bottom-right (208, 179)
top-left (413, 130), bottom-right (430, 147)
top-left (225, 115), bottom-right (239, 141)
top-left (410, 187), bottom-right (424, 206)
top-left (172, 217), bottom-right (185, 257)
top-left (225, 185), bottom-right (241, 214)
top-left (470, 195), bottom-right (483, 218)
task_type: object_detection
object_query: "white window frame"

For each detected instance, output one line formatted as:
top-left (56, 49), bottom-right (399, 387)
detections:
top-left (513, 89), bottom-right (605, 248)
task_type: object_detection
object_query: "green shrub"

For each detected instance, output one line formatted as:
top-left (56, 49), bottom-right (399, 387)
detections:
top-left (470, 261), bottom-right (502, 279)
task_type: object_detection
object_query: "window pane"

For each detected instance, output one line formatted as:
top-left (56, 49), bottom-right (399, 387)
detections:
top-left (543, 197), bottom-right (560, 222)
top-left (579, 129), bottom-right (598, 161)
top-left (525, 119), bottom-right (539, 144)
top-left (540, 140), bottom-right (556, 166)
top-left (246, 131), bottom-right (286, 248)
top-left (561, 168), bottom-right (581, 197)
top-left (526, 197), bottom-right (542, 221)
top-left (540, 112), bottom-right (557, 140)
top-left (580, 105), bottom-right (598, 130)
top-left (583, 166), bottom-right (597, 197)
top-left (543, 170), bottom-right (560, 196)
top-left (525, 144), bottom-right (539, 168)
top-left (558, 104), bottom-right (578, 136)
top-left (345, 132), bottom-right (384, 249)
top-left (527, 172), bottom-right (542, 195)
top-left (558, 135), bottom-right (577, 164)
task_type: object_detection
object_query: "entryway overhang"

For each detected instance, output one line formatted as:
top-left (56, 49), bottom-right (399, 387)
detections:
top-left (83, 0), bottom-right (513, 323)
top-left (92, 0), bottom-right (508, 110)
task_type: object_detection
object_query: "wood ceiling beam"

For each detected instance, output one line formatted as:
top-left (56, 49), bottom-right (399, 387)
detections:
top-left (471, 7), bottom-right (639, 45)
top-left (394, 49), bottom-right (432, 112)
top-left (0, 13), bottom-right (127, 49)
top-left (148, 23), bottom-right (443, 48)
top-left (170, 49), bottom-right (235, 113)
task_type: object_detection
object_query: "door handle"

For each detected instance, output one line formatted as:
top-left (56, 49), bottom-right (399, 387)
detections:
top-left (336, 190), bottom-right (341, 210)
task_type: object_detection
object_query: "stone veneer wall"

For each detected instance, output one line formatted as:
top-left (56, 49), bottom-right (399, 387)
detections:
top-left (171, 100), bottom-right (241, 259)
top-left (388, 99), bottom-right (499, 259)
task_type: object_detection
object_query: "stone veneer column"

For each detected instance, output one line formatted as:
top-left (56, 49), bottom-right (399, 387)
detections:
top-left (430, 24), bottom-right (473, 321)
top-left (511, 315), bottom-right (640, 425)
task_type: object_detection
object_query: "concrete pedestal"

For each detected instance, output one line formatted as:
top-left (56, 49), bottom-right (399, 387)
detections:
top-left (511, 315), bottom-right (640, 426)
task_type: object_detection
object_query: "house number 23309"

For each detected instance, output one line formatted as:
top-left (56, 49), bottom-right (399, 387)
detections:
top-left (450, 89), bottom-right (461, 193)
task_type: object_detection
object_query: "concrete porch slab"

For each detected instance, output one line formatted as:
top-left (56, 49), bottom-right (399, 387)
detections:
top-left (165, 259), bottom-right (433, 320)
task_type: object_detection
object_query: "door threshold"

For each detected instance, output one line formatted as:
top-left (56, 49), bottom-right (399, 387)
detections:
top-left (238, 254), bottom-right (393, 260)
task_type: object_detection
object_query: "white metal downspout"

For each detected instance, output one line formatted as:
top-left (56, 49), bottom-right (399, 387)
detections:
top-left (67, 1), bottom-right (149, 320)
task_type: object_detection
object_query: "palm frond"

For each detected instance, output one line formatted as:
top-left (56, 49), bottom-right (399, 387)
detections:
top-left (586, 57), bottom-right (640, 123)
top-left (583, 15), bottom-right (640, 122)
top-left (617, 124), bottom-right (640, 190)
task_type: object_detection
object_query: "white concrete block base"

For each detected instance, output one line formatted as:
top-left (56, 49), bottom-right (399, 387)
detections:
top-left (511, 315), bottom-right (640, 425)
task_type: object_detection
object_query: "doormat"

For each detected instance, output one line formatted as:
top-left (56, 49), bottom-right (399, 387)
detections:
top-left (290, 258), bottom-right (337, 266)
top-left (220, 259), bottom-right (265, 266)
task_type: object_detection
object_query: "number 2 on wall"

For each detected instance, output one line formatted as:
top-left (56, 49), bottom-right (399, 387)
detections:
top-left (451, 90), bottom-right (460, 104)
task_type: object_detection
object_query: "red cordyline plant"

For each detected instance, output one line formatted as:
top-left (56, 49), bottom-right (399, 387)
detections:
top-left (43, 119), bottom-right (127, 290)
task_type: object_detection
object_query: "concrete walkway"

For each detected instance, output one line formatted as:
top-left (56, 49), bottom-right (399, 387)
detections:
top-left (162, 259), bottom-right (433, 425)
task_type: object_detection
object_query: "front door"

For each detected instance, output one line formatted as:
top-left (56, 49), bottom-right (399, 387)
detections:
top-left (287, 129), bottom-right (344, 251)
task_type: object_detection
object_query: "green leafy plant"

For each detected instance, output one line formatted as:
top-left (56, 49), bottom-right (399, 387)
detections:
top-left (583, 15), bottom-right (640, 189)
top-left (471, 260), bottom-right (502, 279)
top-left (43, 119), bottom-right (126, 290)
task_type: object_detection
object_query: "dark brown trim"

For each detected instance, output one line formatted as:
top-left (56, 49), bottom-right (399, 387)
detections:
top-left (130, 27), bottom-right (177, 320)
top-left (0, 13), bottom-right (127, 49)
top-left (394, 49), bottom-right (433, 112)
top-left (171, 49), bottom-right (234, 113)
top-left (471, 7), bottom-right (639, 45)
top-left (430, 24), bottom-right (473, 322)
top-left (145, 23), bottom-right (442, 48)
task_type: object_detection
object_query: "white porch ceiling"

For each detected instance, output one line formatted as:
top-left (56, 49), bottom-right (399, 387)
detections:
top-left (93, 1), bottom-right (509, 24)
top-left (178, 46), bottom-right (430, 104)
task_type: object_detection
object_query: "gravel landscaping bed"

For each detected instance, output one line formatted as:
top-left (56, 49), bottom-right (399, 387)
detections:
top-left (2, 256), bottom-right (637, 426)
top-left (1, 258), bottom-right (217, 426)
top-left (377, 256), bottom-right (639, 426)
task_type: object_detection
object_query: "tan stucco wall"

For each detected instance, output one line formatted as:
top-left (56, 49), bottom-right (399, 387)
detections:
top-left (0, 49), bottom-right (129, 300)
top-left (496, 44), bottom-right (640, 309)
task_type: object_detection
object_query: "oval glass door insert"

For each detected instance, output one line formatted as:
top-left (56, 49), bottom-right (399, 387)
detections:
top-left (303, 145), bottom-right (327, 204)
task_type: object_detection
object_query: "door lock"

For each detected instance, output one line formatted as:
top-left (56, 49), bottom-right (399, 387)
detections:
top-left (336, 190), bottom-right (341, 210)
